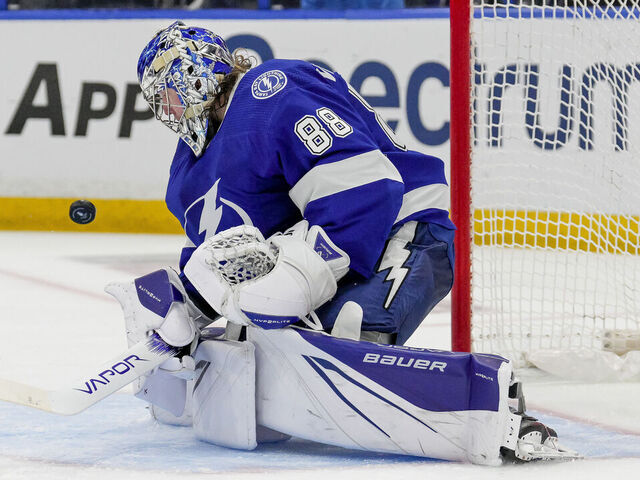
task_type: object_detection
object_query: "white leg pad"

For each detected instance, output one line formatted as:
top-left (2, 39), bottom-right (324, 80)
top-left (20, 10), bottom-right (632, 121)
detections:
top-left (191, 338), bottom-right (257, 450)
top-left (143, 327), bottom-right (513, 464)
top-left (248, 327), bottom-right (513, 465)
top-left (136, 370), bottom-right (189, 420)
top-left (135, 355), bottom-right (197, 426)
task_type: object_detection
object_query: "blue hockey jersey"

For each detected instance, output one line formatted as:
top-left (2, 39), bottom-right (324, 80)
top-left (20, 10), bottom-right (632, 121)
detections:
top-left (165, 59), bottom-right (454, 279)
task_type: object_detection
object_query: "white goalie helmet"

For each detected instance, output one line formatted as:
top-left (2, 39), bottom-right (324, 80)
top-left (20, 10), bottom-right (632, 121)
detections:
top-left (137, 21), bottom-right (234, 156)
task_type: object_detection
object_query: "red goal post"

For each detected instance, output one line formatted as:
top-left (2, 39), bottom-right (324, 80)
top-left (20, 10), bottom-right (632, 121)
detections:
top-left (450, 0), bottom-right (472, 353)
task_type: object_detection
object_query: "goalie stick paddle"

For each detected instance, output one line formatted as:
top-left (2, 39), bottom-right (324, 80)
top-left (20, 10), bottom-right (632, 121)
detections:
top-left (0, 333), bottom-right (179, 416)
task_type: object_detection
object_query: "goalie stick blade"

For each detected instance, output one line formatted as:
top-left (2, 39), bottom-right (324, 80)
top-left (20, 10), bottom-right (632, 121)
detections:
top-left (0, 377), bottom-right (56, 413)
top-left (0, 333), bottom-right (179, 416)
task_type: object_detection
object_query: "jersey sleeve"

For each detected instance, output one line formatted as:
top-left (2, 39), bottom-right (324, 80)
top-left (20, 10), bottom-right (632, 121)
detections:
top-left (273, 79), bottom-right (405, 278)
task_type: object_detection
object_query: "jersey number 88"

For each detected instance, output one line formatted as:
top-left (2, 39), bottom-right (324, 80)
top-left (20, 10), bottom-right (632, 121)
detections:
top-left (294, 107), bottom-right (353, 155)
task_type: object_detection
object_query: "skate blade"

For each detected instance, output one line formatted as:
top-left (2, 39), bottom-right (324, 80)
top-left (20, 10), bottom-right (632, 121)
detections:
top-left (518, 439), bottom-right (582, 462)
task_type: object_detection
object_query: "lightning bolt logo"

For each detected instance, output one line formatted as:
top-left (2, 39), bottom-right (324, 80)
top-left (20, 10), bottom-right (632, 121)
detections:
top-left (376, 222), bottom-right (417, 310)
top-left (251, 70), bottom-right (287, 99)
top-left (261, 77), bottom-right (273, 91)
top-left (183, 178), bottom-right (254, 241)
top-left (198, 179), bottom-right (223, 239)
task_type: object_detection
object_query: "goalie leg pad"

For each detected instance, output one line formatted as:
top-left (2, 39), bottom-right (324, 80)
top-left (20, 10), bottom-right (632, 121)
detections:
top-left (136, 369), bottom-right (189, 419)
top-left (140, 371), bottom-right (195, 426)
top-left (248, 326), bottom-right (514, 465)
top-left (135, 355), bottom-right (197, 424)
top-left (191, 337), bottom-right (258, 450)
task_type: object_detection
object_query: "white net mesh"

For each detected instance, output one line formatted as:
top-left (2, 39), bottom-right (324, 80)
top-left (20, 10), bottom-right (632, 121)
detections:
top-left (470, 1), bottom-right (640, 368)
top-left (204, 227), bottom-right (277, 287)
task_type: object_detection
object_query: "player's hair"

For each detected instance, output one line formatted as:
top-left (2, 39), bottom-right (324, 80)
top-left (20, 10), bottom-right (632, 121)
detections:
top-left (204, 50), bottom-right (254, 144)
top-left (214, 50), bottom-right (254, 111)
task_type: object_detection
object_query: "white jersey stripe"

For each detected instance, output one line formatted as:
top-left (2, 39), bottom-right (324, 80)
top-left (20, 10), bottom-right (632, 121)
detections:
top-left (395, 184), bottom-right (450, 224)
top-left (289, 149), bottom-right (403, 213)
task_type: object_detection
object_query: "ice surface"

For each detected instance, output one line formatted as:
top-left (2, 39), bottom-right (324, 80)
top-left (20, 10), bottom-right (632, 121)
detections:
top-left (0, 232), bottom-right (639, 479)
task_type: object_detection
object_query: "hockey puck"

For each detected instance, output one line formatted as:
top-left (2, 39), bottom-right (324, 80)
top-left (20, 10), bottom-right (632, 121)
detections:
top-left (69, 200), bottom-right (96, 225)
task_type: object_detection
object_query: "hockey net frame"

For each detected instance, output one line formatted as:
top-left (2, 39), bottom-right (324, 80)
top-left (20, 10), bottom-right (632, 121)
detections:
top-left (449, 0), bottom-right (640, 377)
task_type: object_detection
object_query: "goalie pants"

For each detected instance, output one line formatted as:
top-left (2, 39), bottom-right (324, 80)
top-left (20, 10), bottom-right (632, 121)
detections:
top-left (316, 220), bottom-right (454, 344)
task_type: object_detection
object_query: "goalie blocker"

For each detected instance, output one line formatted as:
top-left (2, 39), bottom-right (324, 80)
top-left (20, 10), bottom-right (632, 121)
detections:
top-left (137, 325), bottom-right (579, 465)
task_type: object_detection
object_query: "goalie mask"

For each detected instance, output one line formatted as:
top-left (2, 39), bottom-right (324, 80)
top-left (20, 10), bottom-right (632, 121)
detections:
top-left (137, 21), bottom-right (234, 156)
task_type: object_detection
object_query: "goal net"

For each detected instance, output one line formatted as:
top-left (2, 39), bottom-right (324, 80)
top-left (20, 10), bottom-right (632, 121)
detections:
top-left (450, 0), bottom-right (640, 377)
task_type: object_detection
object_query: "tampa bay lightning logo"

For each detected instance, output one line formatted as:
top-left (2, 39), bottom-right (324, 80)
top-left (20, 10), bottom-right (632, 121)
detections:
top-left (252, 70), bottom-right (287, 99)
top-left (183, 178), bottom-right (253, 242)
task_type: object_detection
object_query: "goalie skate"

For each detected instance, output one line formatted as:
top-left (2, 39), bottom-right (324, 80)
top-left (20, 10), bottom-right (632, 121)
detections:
top-left (503, 415), bottom-right (581, 463)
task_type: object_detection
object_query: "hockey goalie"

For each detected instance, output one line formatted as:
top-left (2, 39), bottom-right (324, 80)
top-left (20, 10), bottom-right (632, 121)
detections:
top-left (105, 21), bottom-right (580, 465)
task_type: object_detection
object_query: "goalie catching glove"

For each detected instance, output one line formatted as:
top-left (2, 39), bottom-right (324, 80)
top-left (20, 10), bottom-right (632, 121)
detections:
top-left (183, 222), bottom-right (350, 329)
